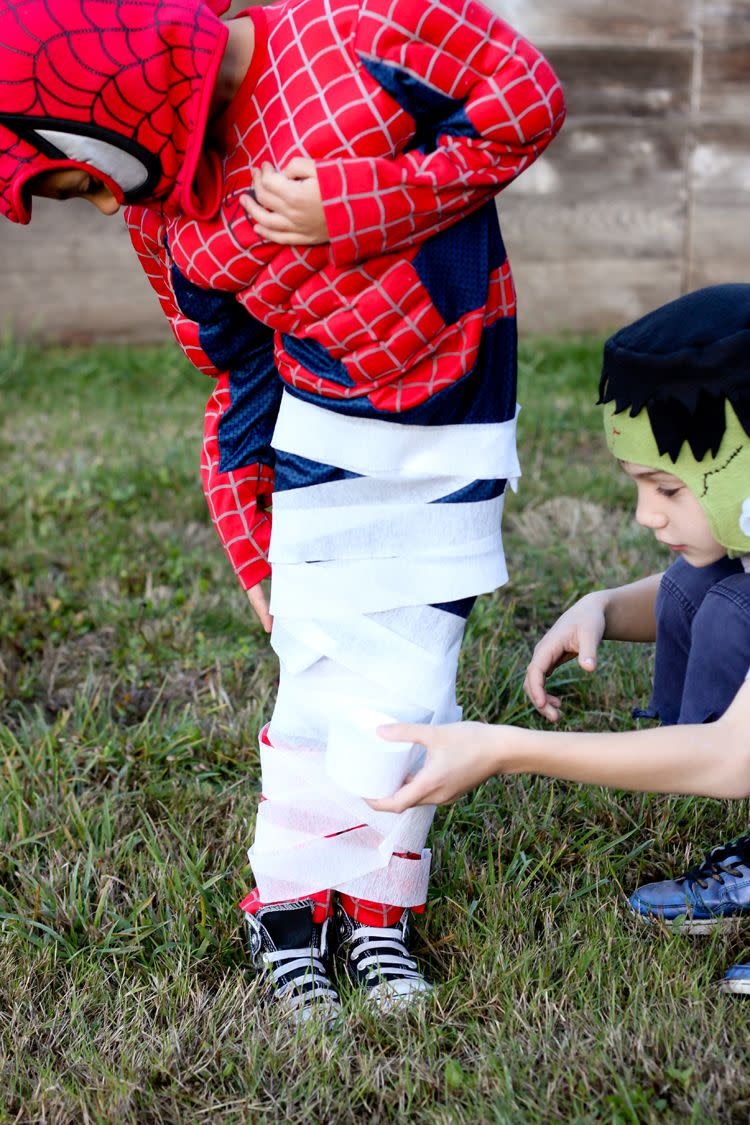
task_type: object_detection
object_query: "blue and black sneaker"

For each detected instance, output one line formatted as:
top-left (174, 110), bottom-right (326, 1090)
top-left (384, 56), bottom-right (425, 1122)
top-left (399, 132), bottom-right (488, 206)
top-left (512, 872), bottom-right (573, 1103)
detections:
top-left (719, 964), bottom-right (750, 995)
top-left (629, 833), bottom-right (750, 932)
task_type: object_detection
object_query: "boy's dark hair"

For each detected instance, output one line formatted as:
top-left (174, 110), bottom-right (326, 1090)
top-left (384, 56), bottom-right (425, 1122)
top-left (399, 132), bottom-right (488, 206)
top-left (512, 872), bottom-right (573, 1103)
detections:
top-left (598, 284), bottom-right (750, 461)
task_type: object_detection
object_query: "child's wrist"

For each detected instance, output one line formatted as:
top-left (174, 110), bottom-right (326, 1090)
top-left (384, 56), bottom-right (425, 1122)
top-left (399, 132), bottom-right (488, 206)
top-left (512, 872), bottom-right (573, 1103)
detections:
top-left (581, 587), bottom-right (612, 636)
top-left (488, 724), bottom-right (535, 776)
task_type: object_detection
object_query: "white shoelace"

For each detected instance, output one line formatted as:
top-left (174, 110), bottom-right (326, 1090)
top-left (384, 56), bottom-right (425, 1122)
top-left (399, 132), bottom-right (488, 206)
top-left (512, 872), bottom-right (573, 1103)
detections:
top-left (348, 926), bottom-right (423, 986)
top-left (263, 947), bottom-right (339, 1012)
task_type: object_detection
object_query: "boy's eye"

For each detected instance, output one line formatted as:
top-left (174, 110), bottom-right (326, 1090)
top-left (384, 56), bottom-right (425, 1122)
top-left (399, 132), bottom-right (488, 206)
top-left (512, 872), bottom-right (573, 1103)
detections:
top-left (657, 486), bottom-right (681, 498)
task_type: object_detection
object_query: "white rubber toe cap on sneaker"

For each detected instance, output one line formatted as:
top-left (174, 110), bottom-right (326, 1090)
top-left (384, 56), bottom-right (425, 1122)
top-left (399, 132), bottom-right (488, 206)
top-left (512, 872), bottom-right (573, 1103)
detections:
top-left (364, 977), bottom-right (433, 1013)
top-left (294, 998), bottom-right (343, 1027)
top-left (279, 989), bottom-right (343, 1027)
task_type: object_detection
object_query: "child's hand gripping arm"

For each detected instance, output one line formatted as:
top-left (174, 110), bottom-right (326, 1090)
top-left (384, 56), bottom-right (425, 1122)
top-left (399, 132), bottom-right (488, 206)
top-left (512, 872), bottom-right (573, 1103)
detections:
top-left (240, 159), bottom-right (329, 247)
top-left (369, 676), bottom-right (750, 813)
top-left (525, 574), bottom-right (663, 722)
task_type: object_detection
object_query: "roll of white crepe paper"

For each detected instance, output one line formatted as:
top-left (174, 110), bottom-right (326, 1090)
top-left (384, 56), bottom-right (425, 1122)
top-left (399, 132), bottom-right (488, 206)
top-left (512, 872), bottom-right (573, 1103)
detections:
top-left (325, 709), bottom-right (419, 799)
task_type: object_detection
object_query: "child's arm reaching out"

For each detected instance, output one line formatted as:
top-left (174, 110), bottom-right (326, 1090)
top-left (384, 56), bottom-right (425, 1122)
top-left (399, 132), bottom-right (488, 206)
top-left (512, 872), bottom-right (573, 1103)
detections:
top-left (524, 573), bottom-right (662, 721)
top-left (368, 676), bottom-right (750, 814)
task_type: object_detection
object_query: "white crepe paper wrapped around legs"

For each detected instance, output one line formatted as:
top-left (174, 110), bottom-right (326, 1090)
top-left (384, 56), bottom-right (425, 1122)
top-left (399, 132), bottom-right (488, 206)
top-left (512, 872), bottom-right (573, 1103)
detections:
top-left (249, 730), bottom-right (437, 902)
top-left (269, 494), bottom-right (505, 564)
top-left (272, 470), bottom-right (472, 513)
top-left (272, 607), bottom-right (464, 712)
top-left (271, 543), bottom-right (507, 618)
top-left (253, 611), bottom-right (459, 901)
top-left (254, 733), bottom-right (435, 838)
top-left (245, 393), bottom-right (519, 906)
top-left (269, 654), bottom-right (437, 749)
top-left (336, 851), bottom-right (432, 907)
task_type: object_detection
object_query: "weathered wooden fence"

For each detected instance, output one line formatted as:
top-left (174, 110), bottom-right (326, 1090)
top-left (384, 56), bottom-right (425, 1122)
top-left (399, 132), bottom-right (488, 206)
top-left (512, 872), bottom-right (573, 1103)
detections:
top-left (499, 0), bottom-right (750, 332)
top-left (0, 0), bottom-right (747, 340)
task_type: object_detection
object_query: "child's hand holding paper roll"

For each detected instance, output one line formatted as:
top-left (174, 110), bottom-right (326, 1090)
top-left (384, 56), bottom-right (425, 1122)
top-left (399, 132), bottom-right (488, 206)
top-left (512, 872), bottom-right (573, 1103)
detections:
top-left (366, 721), bottom-right (505, 813)
top-left (325, 709), bottom-right (423, 800)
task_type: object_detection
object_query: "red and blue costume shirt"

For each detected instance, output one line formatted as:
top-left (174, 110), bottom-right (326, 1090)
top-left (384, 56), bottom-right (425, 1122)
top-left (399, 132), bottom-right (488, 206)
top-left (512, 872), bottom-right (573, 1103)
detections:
top-left (126, 0), bottom-right (566, 591)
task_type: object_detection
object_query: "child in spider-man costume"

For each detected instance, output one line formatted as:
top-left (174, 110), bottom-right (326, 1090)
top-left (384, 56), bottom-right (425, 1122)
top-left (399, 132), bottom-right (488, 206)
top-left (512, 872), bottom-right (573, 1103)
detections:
top-left (0, 0), bottom-right (565, 1022)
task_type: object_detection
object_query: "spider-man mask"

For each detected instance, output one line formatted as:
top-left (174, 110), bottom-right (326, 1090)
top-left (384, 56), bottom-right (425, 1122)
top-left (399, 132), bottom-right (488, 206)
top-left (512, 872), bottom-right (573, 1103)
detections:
top-left (0, 0), bottom-right (232, 223)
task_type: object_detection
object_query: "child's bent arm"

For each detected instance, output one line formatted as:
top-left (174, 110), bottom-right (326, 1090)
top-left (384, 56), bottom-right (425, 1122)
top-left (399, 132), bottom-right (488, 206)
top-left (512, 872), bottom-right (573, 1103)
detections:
top-left (127, 206), bottom-right (278, 607)
top-left (316, 0), bottom-right (566, 268)
top-left (601, 573), bottom-right (661, 642)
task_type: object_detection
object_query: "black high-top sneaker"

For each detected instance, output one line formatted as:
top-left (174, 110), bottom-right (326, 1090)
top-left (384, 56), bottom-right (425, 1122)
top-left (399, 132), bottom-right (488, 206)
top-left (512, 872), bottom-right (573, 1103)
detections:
top-left (332, 900), bottom-right (432, 1012)
top-left (244, 900), bottom-right (341, 1024)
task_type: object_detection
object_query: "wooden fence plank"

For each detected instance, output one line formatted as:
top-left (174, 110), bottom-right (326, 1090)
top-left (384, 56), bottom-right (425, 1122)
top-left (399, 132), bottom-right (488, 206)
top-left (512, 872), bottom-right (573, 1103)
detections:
top-left (700, 43), bottom-right (750, 120)
top-left (507, 259), bottom-right (684, 335)
top-left (485, 0), bottom-right (693, 44)
top-left (701, 0), bottom-right (750, 43)
top-left (1, 199), bottom-right (167, 342)
top-left (688, 122), bottom-right (750, 290)
top-left (500, 122), bottom-right (686, 262)
top-left (547, 44), bottom-right (693, 119)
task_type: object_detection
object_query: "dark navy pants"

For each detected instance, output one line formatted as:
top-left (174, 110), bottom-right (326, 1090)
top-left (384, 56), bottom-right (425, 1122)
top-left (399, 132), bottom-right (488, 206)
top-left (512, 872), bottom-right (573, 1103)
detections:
top-left (635, 556), bottom-right (750, 725)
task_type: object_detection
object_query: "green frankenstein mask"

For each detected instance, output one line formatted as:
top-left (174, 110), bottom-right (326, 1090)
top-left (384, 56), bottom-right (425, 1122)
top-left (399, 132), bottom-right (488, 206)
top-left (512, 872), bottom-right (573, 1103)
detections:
top-left (603, 400), bottom-right (750, 556)
top-left (598, 285), bottom-right (750, 558)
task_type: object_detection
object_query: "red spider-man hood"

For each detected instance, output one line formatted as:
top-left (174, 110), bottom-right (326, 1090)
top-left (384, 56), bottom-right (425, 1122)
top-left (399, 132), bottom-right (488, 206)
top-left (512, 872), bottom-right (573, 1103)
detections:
top-left (0, 0), bottom-right (231, 224)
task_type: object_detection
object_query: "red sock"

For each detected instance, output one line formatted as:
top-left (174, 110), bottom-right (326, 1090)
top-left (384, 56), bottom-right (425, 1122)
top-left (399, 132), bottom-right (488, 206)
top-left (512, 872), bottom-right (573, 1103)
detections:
top-left (239, 887), bottom-right (333, 925)
top-left (338, 853), bottom-right (426, 926)
top-left (248, 732), bottom-right (426, 929)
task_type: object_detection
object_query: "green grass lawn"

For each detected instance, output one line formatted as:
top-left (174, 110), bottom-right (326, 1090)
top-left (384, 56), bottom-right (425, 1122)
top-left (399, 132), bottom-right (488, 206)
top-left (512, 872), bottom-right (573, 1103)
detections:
top-left (2, 337), bottom-right (749, 1123)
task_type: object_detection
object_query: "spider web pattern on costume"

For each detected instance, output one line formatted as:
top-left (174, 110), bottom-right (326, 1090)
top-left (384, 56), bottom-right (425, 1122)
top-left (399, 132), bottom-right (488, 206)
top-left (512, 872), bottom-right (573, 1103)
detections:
top-left (0, 0), bottom-right (225, 219)
top-left (128, 205), bottom-right (274, 591)
top-left (127, 0), bottom-right (563, 581)
top-left (163, 0), bottom-right (560, 415)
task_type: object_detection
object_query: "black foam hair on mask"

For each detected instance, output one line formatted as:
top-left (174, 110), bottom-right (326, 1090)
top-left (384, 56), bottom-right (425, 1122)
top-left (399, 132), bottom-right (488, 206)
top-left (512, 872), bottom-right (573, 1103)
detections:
top-left (598, 284), bottom-right (750, 462)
